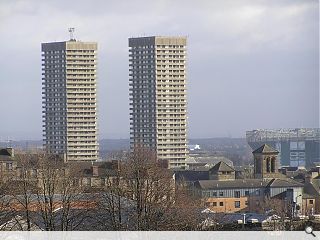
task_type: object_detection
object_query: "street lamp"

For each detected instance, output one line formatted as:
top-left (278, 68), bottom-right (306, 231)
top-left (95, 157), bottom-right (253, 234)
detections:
top-left (295, 194), bottom-right (302, 217)
top-left (242, 213), bottom-right (246, 230)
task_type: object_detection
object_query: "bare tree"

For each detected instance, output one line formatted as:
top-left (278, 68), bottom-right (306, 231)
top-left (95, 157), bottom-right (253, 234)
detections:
top-left (262, 196), bottom-right (294, 230)
top-left (102, 152), bottom-right (128, 230)
top-left (5, 152), bottom-right (89, 231)
top-left (98, 147), bottom-right (201, 230)
top-left (0, 166), bottom-right (16, 229)
top-left (97, 170), bottom-right (128, 230)
top-left (5, 153), bottom-right (39, 231)
top-left (34, 154), bottom-right (91, 231)
top-left (3, 149), bottom-right (201, 231)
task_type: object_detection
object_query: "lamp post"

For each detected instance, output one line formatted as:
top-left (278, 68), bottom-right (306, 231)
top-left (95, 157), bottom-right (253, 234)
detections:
top-left (295, 194), bottom-right (302, 217)
top-left (242, 213), bottom-right (246, 230)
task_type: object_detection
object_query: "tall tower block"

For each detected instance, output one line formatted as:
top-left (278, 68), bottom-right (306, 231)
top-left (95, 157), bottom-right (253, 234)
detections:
top-left (42, 36), bottom-right (99, 161)
top-left (129, 36), bottom-right (189, 168)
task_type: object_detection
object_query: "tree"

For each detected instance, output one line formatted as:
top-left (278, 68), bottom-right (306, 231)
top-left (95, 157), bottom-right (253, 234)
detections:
top-left (98, 147), bottom-right (201, 230)
top-left (2, 149), bottom-right (201, 231)
top-left (6, 153), bottom-right (39, 231)
top-left (34, 154), bottom-right (93, 230)
top-left (5, 152), bottom-right (90, 231)
top-left (262, 196), bottom-right (294, 230)
top-left (0, 164), bottom-right (16, 230)
top-left (96, 163), bottom-right (128, 230)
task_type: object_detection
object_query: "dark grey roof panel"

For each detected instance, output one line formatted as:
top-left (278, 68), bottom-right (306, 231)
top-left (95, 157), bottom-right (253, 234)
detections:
top-left (252, 144), bottom-right (279, 154)
top-left (196, 178), bottom-right (303, 190)
top-left (209, 161), bottom-right (235, 173)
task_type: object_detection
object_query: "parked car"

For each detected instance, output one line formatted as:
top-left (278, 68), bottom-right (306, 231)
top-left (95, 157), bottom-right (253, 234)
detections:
top-left (235, 219), bottom-right (244, 224)
top-left (247, 218), bottom-right (259, 224)
top-left (298, 215), bottom-right (308, 220)
top-left (271, 215), bottom-right (281, 220)
top-left (293, 215), bottom-right (309, 221)
top-left (312, 214), bottom-right (320, 220)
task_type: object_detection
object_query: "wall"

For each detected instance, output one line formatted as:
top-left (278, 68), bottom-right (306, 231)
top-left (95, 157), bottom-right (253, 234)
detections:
top-left (205, 197), bottom-right (248, 213)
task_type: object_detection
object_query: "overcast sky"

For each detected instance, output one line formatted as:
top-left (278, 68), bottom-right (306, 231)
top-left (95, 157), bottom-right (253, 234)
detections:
top-left (0, 0), bottom-right (318, 140)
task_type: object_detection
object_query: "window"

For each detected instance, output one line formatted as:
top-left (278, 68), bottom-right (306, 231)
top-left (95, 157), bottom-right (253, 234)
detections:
top-left (271, 157), bottom-right (276, 172)
top-left (219, 191), bottom-right (224, 197)
top-left (309, 200), bottom-right (314, 204)
top-left (234, 191), bottom-right (240, 198)
top-left (245, 201), bottom-right (248, 206)
top-left (212, 202), bottom-right (217, 207)
top-left (30, 169), bottom-right (37, 177)
top-left (245, 190), bottom-right (250, 196)
top-left (212, 191), bottom-right (217, 197)
top-left (219, 202), bottom-right (224, 206)
top-left (235, 201), bottom-right (241, 208)
top-left (290, 142), bottom-right (298, 150)
top-left (203, 191), bottom-right (210, 198)
top-left (6, 163), bottom-right (13, 171)
top-left (266, 157), bottom-right (270, 172)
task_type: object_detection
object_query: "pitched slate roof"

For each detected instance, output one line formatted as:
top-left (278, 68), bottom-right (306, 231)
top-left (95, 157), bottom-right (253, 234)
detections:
top-left (196, 177), bottom-right (303, 190)
top-left (0, 148), bottom-right (14, 162)
top-left (266, 178), bottom-right (304, 188)
top-left (174, 170), bottom-right (209, 182)
top-left (196, 179), bottom-right (268, 189)
top-left (209, 161), bottom-right (235, 173)
top-left (302, 193), bottom-right (316, 199)
top-left (252, 144), bottom-right (279, 154)
top-left (0, 149), bottom-right (11, 156)
top-left (194, 156), bottom-right (233, 166)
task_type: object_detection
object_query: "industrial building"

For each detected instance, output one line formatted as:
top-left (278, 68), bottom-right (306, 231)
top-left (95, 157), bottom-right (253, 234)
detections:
top-left (246, 129), bottom-right (320, 167)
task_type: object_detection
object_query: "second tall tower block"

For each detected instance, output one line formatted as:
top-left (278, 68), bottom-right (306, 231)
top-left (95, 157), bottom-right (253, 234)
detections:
top-left (129, 36), bottom-right (189, 168)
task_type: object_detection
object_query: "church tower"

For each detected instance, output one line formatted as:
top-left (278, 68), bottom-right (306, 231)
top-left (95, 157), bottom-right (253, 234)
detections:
top-left (253, 144), bottom-right (280, 179)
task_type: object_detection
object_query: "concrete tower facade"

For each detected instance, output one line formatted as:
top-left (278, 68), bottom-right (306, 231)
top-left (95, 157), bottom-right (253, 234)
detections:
top-left (129, 36), bottom-right (189, 168)
top-left (42, 39), bottom-right (99, 161)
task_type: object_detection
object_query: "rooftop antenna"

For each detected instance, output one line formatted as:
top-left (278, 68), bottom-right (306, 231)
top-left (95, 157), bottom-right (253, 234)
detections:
top-left (68, 27), bottom-right (75, 41)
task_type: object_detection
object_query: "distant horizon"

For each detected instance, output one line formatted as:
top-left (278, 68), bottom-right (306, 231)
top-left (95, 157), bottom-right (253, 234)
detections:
top-left (0, 136), bottom-right (249, 142)
top-left (1, 127), bottom-right (320, 142)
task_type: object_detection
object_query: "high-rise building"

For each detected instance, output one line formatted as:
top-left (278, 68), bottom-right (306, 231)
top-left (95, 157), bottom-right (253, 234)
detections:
top-left (129, 36), bottom-right (189, 168)
top-left (41, 37), bottom-right (99, 162)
